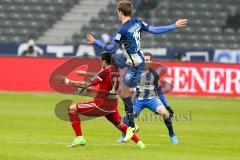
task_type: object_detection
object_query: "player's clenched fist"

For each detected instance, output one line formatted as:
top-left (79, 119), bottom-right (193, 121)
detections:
top-left (86, 34), bottom-right (95, 44)
top-left (175, 19), bottom-right (188, 28)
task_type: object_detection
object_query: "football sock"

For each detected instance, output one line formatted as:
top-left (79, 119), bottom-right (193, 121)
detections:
top-left (165, 106), bottom-right (174, 117)
top-left (120, 116), bottom-right (129, 137)
top-left (164, 117), bottom-right (175, 136)
top-left (158, 88), bottom-right (174, 117)
top-left (122, 115), bottom-right (129, 125)
top-left (120, 124), bottom-right (139, 143)
top-left (68, 109), bottom-right (82, 136)
top-left (122, 97), bottom-right (135, 128)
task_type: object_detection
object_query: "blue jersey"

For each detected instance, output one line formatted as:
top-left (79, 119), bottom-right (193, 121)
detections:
top-left (134, 67), bottom-right (161, 99)
top-left (114, 18), bottom-right (149, 66)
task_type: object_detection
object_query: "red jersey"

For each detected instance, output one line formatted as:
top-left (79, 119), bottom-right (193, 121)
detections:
top-left (91, 66), bottom-right (119, 107)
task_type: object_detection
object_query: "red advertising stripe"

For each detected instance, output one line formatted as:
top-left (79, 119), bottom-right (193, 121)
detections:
top-left (0, 57), bottom-right (99, 92)
top-left (0, 57), bottom-right (239, 97)
top-left (157, 62), bottom-right (240, 97)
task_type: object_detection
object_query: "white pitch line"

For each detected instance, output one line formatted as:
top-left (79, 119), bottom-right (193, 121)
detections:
top-left (3, 142), bottom-right (239, 148)
top-left (2, 141), bottom-right (163, 146)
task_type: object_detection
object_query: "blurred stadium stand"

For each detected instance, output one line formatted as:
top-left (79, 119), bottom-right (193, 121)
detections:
top-left (0, 0), bottom-right (239, 49)
top-left (0, 0), bottom-right (80, 44)
top-left (38, 0), bottom-right (111, 44)
top-left (71, 0), bottom-right (240, 49)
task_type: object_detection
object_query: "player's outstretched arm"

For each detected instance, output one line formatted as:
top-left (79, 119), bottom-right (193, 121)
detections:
top-left (86, 34), bottom-right (105, 49)
top-left (76, 70), bottom-right (96, 78)
top-left (86, 34), bottom-right (119, 55)
top-left (146, 19), bottom-right (188, 34)
top-left (54, 75), bottom-right (91, 88)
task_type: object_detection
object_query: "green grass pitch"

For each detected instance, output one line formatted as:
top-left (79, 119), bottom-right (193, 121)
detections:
top-left (0, 92), bottom-right (239, 160)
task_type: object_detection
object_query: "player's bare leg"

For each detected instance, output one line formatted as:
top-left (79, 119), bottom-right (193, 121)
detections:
top-left (67, 104), bottom-right (86, 147)
top-left (156, 106), bottom-right (170, 119)
top-left (156, 106), bottom-right (178, 144)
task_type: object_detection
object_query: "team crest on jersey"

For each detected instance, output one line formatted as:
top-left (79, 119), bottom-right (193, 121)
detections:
top-left (125, 73), bottom-right (131, 81)
top-left (115, 33), bottom-right (121, 41)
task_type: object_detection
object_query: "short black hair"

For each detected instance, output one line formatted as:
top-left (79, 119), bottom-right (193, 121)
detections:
top-left (100, 52), bottom-right (113, 65)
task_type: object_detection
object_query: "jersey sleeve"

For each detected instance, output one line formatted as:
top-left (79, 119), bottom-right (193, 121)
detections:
top-left (151, 69), bottom-right (160, 87)
top-left (149, 68), bottom-right (162, 94)
top-left (139, 20), bottom-right (150, 31)
top-left (91, 70), bottom-right (105, 86)
top-left (114, 28), bottom-right (124, 44)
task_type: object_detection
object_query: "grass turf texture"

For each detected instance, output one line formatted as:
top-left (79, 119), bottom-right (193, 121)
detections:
top-left (0, 92), bottom-right (239, 160)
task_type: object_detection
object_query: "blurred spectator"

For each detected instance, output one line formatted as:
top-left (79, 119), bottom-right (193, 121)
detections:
top-left (18, 39), bottom-right (43, 57)
top-left (222, 6), bottom-right (240, 33)
top-left (136, 0), bottom-right (158, 18)
top-left (100, 29), bottom-right (114, 43)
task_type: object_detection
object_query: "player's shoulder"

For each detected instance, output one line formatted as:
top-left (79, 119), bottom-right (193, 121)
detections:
top-left (103, 66), bottom-right (116, 74)
top-left (130, 17), bottom-right (140, 21)
top-left (121, 18), bottom-right (140, 28)
top-left (131, 18), bottom-right (139, 22)
top-left (97, 69), bottom-right (106, 77)
top-left (149, 67), bottom-right (159, 77)
top-left (117, 18), bottom-right (142, 35)
top-left (132, 18), bottom-right (144, 23)
top-left (117, 24), bottom-right (126, 35)
top-left (129, 18), bottom-right (143, 25)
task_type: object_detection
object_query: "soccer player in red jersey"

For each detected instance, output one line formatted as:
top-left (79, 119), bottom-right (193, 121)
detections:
top-left (55, 52), bottom-right (145, 149)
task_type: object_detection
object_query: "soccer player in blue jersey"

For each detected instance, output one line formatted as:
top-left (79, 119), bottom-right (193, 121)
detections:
top-left (116, 52), bottom-right (179, 144)
top-left (86, 0), bottom-right (187, 141)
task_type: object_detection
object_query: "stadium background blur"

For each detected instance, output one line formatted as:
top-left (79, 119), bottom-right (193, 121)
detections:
top-left (0, 0), bottom-right (239, 160)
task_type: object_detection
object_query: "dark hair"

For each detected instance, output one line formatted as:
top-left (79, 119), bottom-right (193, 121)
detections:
top-left (101, 52), bottom-right (113, 65)
top-left (144, 52), bottom-right (153, 60)
top-left (117, 0), bottom-right (133, 16)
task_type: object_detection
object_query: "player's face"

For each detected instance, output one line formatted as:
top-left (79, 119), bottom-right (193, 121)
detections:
top-left (101, 60), bottom-right (107, 69)
top-left (144, 55), bottom-right (152, 70)
top-left (145, 55), bottom-right (152, 64)
top-left (28, 46), bottom-right (34, 53)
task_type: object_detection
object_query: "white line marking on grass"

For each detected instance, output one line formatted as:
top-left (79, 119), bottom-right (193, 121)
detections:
top-left (2, 141), bottom-right (240, 149)
top-left (2, 141), bottom-right (165, 146)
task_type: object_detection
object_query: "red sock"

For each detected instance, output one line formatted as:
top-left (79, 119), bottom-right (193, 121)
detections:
top-left (120, 124), bottom-right (140, 143)
top-left (68, 109), bottom-right (82, 136)
top-left (131, 134), bottom-right (140, 143)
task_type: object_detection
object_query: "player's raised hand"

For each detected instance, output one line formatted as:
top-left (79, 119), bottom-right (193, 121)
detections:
top-left (86, 34), bottom-right (95, 44)
top-left (76, 70), bottom-right (87, 76)
top-left (175, 19), bottom-right (188, 28)
top-left (54, 75), bottom-right (69, 84)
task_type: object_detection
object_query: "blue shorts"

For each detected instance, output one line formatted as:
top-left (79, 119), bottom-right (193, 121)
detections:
top-left (113, 52), bottom-right (144, 88)
top-left (133, 97), bottom-right (164, 117)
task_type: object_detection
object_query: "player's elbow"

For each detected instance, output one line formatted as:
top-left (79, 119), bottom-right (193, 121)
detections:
top-left (104, 41), bottom-right (119, 53)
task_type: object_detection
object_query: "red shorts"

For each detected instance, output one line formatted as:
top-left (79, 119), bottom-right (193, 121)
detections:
top-left (76, 101), bottom-right (122, 125)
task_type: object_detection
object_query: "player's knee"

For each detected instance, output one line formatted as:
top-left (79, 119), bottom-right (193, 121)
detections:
top-left (119, 91), bottom-right (129, 98)
top-left (68, 104), bottom-right (77, 112)
top-left (122, 116), bottom-right (128, 124)
top-left (162, 112), bottom-right (170, 119)
top-left (156, 106), bottom-right (169, 119)
top-left (119, 86), bottom-right (131, 98)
